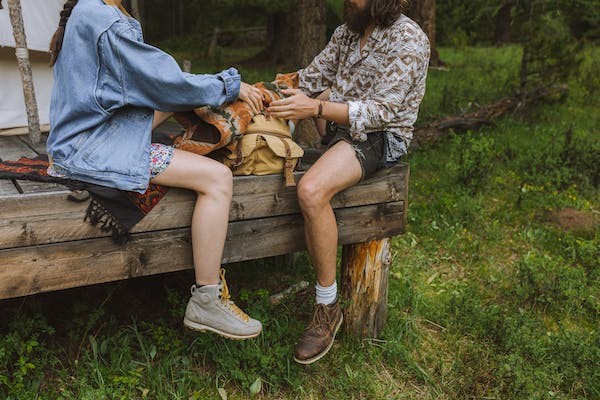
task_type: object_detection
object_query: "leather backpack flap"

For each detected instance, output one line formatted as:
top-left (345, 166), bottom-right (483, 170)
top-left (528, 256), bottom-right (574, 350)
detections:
top-left (259, 134), bottom-right (304, 187)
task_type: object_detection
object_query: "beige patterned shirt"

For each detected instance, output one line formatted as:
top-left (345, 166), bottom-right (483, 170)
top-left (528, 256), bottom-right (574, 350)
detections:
top-left (299, 15), bottom-right (430, 160)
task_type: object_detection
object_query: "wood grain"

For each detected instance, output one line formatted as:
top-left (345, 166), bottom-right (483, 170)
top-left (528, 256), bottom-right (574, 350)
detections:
top-left (0, 136), bottom-right (64, 194)
top-left (0, 202), bottom-right (405, 299)
top-left (341, 238), bottom-right (391, 338)
top-left (0, 164), bottom-right (407, 249)
top-left (0, 180), bottom-right (19, 196)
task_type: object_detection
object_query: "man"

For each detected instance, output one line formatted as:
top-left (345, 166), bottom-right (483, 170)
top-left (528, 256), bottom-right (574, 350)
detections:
top-left (267, 0), bottom-right (430, 364)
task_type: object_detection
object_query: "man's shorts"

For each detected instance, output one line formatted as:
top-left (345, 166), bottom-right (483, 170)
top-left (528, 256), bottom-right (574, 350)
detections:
top-left (325, 122), bottom-right (395, 181)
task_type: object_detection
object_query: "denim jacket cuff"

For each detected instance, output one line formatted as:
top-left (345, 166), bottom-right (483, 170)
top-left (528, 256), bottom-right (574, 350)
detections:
top-left (217, 67), bottom-right (241, 104)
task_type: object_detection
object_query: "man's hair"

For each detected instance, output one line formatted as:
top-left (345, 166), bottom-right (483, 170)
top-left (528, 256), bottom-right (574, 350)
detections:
top-left (370, 0), bottom-right (410, 27)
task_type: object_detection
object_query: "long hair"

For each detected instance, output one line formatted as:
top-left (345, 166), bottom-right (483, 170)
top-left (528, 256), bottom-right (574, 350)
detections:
top-left (370, 0), bottom-right (410, 27)
top-left (49, 0), bottom-right (79, 66)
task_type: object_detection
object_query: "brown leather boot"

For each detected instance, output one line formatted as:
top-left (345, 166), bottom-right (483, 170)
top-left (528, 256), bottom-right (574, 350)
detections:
top-left (293, 300), bottom-right (343, 364)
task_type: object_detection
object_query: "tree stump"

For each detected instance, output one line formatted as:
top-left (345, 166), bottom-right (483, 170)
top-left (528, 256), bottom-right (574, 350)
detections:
top-left (340, 238), bottom-right (391, 338)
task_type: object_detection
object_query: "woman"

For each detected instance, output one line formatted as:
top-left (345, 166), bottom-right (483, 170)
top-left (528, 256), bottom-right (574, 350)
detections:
top-left (47, 0), bottom-right (263, 339)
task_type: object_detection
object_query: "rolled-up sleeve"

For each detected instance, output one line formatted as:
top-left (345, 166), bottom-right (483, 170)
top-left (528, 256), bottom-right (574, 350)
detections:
top-left (298, 26), bottom-right (344, 97)
top-left (103, 22), bottom-right (240, 111)
top-left (347, 52), bottom-right (426, 141)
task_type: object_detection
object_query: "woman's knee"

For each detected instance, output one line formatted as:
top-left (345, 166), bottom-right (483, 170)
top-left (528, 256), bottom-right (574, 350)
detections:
top-left (196, 163), bottom-right (232, 198)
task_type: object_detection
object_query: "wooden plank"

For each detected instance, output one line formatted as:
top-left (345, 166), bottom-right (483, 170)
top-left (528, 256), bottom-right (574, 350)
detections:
top-left (0, 202), bottom-right (405, 299)
top-left (0, 180), bottom-right (19, 196)
top-left (0, 136), bottom-right (37, 159)
top-left (0, 124), bottom-right (50, 137)
top-left (0, 136), bottom-right (64, 194)
top-left (0, 164), bottom-right (408, 249)
top-left (17, 133), bottom-right (49, 155)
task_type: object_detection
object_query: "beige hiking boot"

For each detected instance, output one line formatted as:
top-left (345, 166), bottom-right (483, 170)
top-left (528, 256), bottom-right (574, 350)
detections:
top-left (183, 269), bottom-right (262, 340)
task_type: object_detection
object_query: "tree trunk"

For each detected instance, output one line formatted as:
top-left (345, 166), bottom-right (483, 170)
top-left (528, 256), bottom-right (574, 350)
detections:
top-left (254, 0), bottom-right (326, 68)
top-left (130, 0), bottom-right (144, 31)
top-left (295, 0), bottom-right (327, 67)
top-left (263, 11), bottom-right (296, 66)
top-left (494, 1), bottom-right (514, 45)
top-left (7, 0), bottom-right (41, 145)
top-left (408, 0), bottom-right (442, 66)
top-left (177, 0), bottom-right (184, 36)
top-left (341, 238), bottom-right (391, 338)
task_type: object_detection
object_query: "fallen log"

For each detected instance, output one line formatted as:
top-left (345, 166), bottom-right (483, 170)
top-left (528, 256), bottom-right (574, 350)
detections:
top-left (410, 84), bottom-right (569, 149)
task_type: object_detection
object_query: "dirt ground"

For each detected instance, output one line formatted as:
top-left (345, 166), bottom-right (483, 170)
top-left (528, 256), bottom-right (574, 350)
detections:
top-left (547, 208), bottom-right (600, 232)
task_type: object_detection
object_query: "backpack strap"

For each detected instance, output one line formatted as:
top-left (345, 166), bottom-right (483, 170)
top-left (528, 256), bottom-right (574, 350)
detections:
top-left (279, 137), bottom-right (296, 187)
top-left (232, 141), bottom-right (244, 168)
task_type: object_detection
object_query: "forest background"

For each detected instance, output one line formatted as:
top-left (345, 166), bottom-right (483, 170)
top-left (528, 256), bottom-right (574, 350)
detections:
top-left (1, 0), bottom-right (598, 399)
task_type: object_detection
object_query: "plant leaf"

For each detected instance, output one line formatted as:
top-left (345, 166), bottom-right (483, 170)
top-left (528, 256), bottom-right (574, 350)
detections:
top-left (249, 377), bottom-right (262, 396)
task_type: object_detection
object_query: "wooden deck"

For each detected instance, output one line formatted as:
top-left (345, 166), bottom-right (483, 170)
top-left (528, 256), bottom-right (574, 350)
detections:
top-left (0, 134), bottom-right (409, 305)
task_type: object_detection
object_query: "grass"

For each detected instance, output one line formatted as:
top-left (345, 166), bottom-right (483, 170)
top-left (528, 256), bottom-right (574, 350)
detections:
top-left (1, 45), bottom-right (598, 399)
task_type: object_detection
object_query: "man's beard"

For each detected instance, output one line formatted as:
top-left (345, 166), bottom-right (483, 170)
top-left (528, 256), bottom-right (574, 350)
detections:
top-left (344, 0), bottom-right (372, 34)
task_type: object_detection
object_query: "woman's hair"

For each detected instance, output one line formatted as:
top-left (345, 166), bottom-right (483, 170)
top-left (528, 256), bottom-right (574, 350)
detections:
top-left (49, 0), bottom-right (79, 66)
top-left (370, 0), bottom-right (410, 27)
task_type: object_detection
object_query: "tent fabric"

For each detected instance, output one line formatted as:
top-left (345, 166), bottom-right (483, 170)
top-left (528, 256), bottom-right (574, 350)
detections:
top-left (0, 0), bottom-right (63, 52)
top-left (0, 0), bottom-right (63, 130)
top-left (0, 50), bottom-right (53, 129)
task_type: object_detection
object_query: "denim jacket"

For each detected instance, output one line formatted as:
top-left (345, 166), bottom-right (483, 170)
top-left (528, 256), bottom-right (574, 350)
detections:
top-left (47, 0), bottom-right (240, 193)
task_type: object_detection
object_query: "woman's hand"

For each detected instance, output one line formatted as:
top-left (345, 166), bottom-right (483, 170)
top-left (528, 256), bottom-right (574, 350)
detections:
top-left (238, 82), bottom-right (263, 115)
top-left (267, 89), bottom-right (319, 120)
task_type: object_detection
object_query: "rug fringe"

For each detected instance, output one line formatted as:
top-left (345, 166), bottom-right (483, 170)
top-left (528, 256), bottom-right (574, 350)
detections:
top-left (85, 199), bottom-right (131, 244)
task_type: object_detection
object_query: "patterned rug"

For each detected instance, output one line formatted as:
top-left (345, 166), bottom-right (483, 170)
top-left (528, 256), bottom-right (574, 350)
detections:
top-left (0, 154), bottom-right (168, 244)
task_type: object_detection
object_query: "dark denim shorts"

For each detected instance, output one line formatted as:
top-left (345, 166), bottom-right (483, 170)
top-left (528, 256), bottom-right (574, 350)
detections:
top-left (324, 122), bottom-right (393, 181)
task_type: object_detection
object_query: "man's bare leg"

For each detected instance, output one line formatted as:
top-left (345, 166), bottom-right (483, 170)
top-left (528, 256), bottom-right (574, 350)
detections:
top-left (297, 140), bottom-right (362, 285)
top-left (293, 140), bottom-right (362, 363)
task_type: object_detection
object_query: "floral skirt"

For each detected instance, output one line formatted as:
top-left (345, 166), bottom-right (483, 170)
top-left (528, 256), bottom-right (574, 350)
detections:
top-left (149, 143), bottom-right (174, 180)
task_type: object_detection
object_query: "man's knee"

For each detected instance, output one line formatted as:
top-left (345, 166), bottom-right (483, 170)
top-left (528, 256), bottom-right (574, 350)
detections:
top-left (297, 176), bottom-right (328, 212)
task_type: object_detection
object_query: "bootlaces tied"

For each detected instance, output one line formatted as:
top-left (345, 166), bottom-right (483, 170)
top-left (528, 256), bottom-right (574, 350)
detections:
top-left (219, 268), bottom-right (250, 322)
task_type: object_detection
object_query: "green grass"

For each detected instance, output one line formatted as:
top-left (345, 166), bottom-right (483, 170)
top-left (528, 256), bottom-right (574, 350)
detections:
top-left (1, 45), bottom-right (598, 399)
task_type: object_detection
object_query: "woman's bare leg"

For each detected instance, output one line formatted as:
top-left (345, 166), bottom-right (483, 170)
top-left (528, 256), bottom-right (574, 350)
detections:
top-left (150, 149), bottom-right (232, 285)
top-left (152, 111), bottom-right (174, 130)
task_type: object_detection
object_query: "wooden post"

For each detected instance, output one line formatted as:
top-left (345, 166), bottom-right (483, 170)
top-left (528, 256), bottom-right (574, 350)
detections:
top-left (7, 0), bottom-right (41, 145)
top-left (341, 238), bottom-right (391, 338)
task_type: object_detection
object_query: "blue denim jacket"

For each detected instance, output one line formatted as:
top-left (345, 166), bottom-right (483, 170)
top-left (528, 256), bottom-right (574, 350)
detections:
top-left (47, 0), bottom-right (240, 193)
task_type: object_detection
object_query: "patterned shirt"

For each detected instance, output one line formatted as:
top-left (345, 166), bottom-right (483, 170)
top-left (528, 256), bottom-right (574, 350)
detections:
top-left (298, 15), bottom-right (430, 161)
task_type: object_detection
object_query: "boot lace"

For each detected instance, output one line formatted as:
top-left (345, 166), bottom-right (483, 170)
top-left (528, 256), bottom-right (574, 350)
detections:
top-left (306, 304), bottom-right (330, 335)
top-left (218, 268), bottom-right (250, 323)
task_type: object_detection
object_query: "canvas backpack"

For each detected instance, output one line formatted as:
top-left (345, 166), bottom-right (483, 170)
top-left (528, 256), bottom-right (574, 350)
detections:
top-left (216, 114), bottom-right (304, 187)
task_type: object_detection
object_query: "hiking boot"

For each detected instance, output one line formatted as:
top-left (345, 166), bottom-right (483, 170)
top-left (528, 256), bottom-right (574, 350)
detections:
top-left (293, 300), bottom-right (343, 364)
top-left (183, 269), bottom-right (262, 340)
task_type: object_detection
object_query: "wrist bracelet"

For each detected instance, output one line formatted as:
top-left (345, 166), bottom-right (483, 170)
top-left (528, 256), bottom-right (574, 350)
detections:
top-left (317, 100), bottom-right (324, 119)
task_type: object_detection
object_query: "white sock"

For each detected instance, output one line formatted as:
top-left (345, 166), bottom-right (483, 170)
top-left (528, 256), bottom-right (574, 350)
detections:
top-left (315, 281), bottom-right (337, 305)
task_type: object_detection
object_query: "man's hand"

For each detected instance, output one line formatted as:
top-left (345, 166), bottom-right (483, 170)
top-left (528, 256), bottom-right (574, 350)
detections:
top-left (267, 89), bottom-right (319, 120)
top-left (238, 82), bottom-right (263, 115)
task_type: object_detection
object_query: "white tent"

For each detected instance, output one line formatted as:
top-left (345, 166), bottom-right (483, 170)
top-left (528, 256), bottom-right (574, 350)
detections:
top-left (0, 0), bottom-right (63, 131)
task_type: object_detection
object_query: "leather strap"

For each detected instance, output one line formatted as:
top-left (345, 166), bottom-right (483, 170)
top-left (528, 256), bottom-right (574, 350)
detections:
top-left (280, 137), bottom-right (296, 187)
top-left (233, 141), bottom-right (244, 168)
